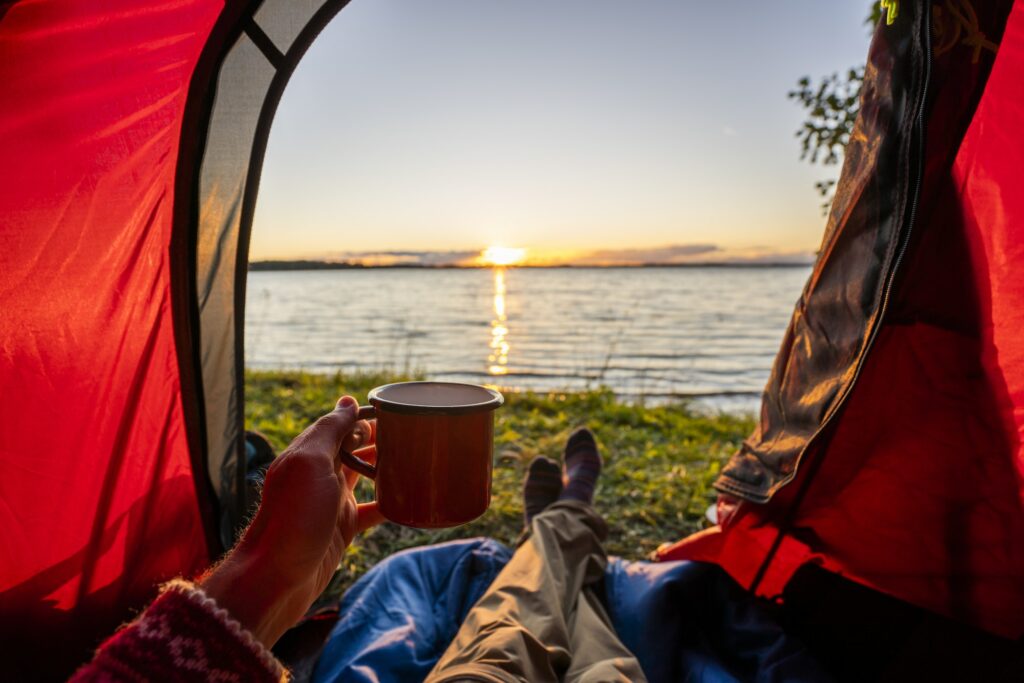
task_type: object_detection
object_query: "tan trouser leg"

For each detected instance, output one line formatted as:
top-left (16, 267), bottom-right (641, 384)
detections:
top-left (426, 500), bottom-right (647, 683)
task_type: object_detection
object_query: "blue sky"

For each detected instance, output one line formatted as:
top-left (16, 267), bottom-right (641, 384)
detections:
top-left (251, 1), bottom-right (873, 263)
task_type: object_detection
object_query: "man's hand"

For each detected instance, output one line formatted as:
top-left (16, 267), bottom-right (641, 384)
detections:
top-left (200, 396), bottom-right (384, 647)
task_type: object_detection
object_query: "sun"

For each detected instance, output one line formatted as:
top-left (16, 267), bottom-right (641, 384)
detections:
top-left (481, 245), bottom-right (527, 267)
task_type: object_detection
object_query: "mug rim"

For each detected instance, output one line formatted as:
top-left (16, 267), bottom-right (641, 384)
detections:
top-left (368, 381), bottom-right (504, 416)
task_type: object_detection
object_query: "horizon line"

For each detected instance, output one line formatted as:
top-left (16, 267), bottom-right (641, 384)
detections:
top-left (249, 259), bottom-right (814, 271)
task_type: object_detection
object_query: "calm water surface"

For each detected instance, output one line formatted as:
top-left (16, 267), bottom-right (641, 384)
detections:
top-left (245, 267), bottom-right (811, 413)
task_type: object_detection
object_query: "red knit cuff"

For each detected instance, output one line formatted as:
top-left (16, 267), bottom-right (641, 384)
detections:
top-left (72, 579), bottom-right (287, 682)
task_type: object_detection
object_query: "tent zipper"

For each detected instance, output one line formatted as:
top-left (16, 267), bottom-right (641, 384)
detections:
top-left (881, 15), bottom-right (932, 329)
top-left (749, 4), bottom-right (933, 593)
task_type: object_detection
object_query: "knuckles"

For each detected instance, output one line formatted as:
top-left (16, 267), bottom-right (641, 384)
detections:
top-left (267, 447), bottom-right (332, 482)
top-left (262, 407), bottom-right (357, 488)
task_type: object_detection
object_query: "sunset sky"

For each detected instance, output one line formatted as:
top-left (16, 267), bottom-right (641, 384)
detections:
top-left (250, 1), bottom-right (872, 265)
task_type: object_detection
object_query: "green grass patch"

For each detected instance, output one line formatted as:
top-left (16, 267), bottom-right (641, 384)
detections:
top-left (245, 369), bottom-right (753, 599)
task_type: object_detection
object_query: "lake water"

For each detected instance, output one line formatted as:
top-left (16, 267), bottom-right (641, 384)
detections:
top-left (245, 266), bottom-right (811, 413)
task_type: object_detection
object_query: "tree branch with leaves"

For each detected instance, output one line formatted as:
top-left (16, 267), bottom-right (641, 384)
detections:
top-left (790, 4), bottom-right (882, 212)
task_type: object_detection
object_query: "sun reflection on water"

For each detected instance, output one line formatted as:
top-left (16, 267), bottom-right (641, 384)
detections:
top-left (489, 268), bottom-right (510, 376)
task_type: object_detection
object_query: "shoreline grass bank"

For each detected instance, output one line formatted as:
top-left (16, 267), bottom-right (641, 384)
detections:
top-left (245, 370), bottom-right (754, 598)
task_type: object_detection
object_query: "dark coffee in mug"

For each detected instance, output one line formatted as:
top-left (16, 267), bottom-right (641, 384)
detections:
top-left (340, 381), bottom-right (504, 528)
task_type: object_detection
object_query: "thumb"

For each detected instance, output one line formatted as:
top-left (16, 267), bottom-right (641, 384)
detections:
top-left (293, 395), bottom-right (360, 458)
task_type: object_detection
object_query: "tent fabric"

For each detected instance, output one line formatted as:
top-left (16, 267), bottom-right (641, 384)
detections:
top-left (1, 1), bottom-right (362, 676)
top-left (663, 0), bottom-right (1024, 639)
top-left (0, 1), bottom-right (222, 676)
top-left (193, 0), bottom-right (355, 547)
top-left (0, 1), bottom-right (381, 676)
top-left (198, 21), bottom-right (283, 546)
top-left (713, 0), bottom-right (934, 505)
top-left (311, 539), bottom-right (834, 683)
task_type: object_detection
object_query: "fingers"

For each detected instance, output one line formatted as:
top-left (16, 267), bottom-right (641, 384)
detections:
top-left (350, 407), bottom-right (377, 449)
top-left (342, 444), bottom-right (377, 489)
top-left (355, 502), bottom-right (385, 533)
top-left (340, 419), bottom-right (373, 456)
top-left (364, 414), bottom-right (377, 445)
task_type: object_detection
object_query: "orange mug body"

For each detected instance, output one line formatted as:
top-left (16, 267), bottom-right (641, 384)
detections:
top-left (341, 381), bottom-right (503, 528)
top-left (374, 408), bottom-right (493, 527)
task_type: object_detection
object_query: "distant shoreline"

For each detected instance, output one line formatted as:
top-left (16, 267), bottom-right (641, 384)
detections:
top-left (249, 259), bottom-right (813, 271)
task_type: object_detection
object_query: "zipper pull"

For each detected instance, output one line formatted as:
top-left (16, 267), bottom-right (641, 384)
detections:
top-left (880, 0), bottom-right (899, 25)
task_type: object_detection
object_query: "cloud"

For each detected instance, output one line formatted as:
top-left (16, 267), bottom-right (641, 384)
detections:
top-left (722, 125), bottom-right (739, 137)
top-left (564, 244), bottom-right (816, 266)
top-left (712, 247), bottom-right (816, 265)
top-left (322, 249), bottom-right (479, 266)
top-left (574, 244), bottom-right (720, 265)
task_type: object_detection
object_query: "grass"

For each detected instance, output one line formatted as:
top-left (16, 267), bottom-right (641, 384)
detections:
top-left (245, 369), bottom-right (754, 599)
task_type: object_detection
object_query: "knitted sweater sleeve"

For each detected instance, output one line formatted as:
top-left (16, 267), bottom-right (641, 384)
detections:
top-left (70, 579), bottom-right (287, 682)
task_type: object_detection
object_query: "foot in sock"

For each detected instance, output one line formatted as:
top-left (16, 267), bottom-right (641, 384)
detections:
top-left (523, 456), bottom-right (563, 524)
top-left (560, 427), bottom-right (601, 504)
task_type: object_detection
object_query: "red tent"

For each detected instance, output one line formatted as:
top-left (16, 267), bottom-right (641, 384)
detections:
top-left (661, 0), bottom-right (1024, 642)
top-left (0, 0), bottom-right (1021, 678)
top-left (0, 0), bottom-right (358, 676)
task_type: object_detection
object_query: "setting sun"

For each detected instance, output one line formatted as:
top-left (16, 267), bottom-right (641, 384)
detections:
top-left (481, 245), bottom-right (527, 267)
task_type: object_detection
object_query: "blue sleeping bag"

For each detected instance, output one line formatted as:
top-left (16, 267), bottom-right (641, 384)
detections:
top-left (312, 538), bottom-right (832, 683)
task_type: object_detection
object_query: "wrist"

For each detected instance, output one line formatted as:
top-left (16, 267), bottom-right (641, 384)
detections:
top-left (199, 550), bottom-right (296, 648)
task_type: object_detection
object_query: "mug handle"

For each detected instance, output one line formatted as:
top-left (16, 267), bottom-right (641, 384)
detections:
top-left (338, 405), bottom-right (377, 479)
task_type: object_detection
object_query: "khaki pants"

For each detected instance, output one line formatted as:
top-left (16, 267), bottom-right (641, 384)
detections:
top-left (426, 500), bottom-right (648, 683)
